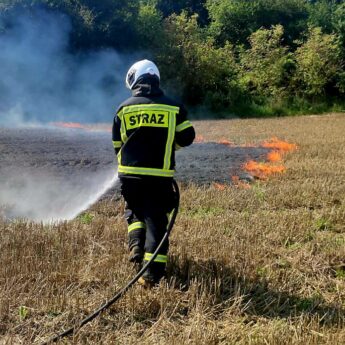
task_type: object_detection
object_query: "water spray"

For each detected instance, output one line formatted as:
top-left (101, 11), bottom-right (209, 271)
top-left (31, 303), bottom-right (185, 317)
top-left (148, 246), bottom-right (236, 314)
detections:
top-left (39, 180), bottom-right (180, 345)
top-left (65, 174), bottom-right (118, 221)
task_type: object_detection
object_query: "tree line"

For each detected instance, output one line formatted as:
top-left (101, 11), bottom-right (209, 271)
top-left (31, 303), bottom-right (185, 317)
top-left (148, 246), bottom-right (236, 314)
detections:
top-left (1, 0), bottom-right (345, 117)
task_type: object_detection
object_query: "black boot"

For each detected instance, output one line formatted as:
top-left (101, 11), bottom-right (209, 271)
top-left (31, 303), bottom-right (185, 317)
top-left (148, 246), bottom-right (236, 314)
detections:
top-left (129, 245), bottom-right (144, 264)
top-left (138, 263), bottom-right (166, 288)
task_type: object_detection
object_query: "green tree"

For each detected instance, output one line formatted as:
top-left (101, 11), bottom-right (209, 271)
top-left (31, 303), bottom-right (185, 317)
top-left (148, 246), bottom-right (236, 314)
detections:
top-left (207, 0), bottom-right (309, 46)
top-left (0, 0), bottom-right (142, 50)
top-left (156, 0), bottom-right (208, 23)
top-left (240, 25), bottom-right (294, 100)
top-left (307, 0), bottom-right (338, 33)
top-left (134, 1), bottom-right (163, 49)
top-left (60, 0), bottom-right (141, 50)
top-left (157, 12), bottom-right (241, 109)
top-left (333, 2), bottom-right (345, 50)
top-left (294, 27), bottom-right (343, 98)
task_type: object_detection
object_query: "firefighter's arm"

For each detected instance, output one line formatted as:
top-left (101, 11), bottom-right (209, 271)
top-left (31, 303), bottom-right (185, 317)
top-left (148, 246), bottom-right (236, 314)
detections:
top-left (112, 113), bottom-right (123, 155)
top-left (175, 105), bottom-right (195, 149)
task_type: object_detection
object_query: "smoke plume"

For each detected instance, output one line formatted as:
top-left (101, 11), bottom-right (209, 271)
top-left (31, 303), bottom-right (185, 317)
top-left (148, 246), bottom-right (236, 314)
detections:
top-left (0, 126), bottom-right (118, 223)
top-left (0, 8), bottom-right (130, 125)
top-left (0, 8), bottom-right (129, 222)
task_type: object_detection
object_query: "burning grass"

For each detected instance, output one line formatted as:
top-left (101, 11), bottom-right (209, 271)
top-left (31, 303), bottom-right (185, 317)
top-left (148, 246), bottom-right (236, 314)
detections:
top-left (242, 138), bottom-right (296, 180)
top-left (52, 122), bottom-right (112, 132)
top-left (267, 150), bottom-right (283, 162)
top-left (262, 136), bottom-right (298, 152)
top-left (1, 114), bottom-right (345, 344)
top-left (243, 160), bottom-right (286, 179)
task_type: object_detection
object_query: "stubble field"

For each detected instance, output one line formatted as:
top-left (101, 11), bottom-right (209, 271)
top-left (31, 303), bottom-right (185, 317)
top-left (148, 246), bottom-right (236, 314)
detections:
top-left (0, 114), bottom-right (344, 344)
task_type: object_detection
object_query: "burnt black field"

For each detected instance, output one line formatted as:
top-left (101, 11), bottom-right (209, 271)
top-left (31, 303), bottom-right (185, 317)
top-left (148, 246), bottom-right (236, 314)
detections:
top-left (0, 127), bottom-right (269, 221)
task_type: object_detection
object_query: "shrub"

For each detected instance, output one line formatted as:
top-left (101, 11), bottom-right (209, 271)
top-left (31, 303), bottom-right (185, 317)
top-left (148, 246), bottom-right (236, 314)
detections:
top-left (294, 27), bottom-right (343, 98)
top-left (240, 25), bottom-right (295, 101)
top-left (157, 12), bottom-right (242, 110)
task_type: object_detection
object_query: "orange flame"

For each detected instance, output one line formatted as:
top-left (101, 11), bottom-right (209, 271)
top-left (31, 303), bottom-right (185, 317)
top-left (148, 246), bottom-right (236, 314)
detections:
top-left (219, 139), bottom-right (234, 146)
top-left (243, 160), bottom-right (286, 179)
top-left (53, 122), bottom-right (85, 129)
top-left (50, 123), bottom-right (297, 185)
top-left (240, 137), bottom-right (297, 180)
top-left (52, 122), bottom-right (111, 132)
top-left (231, 176), bottom-right (251, 189)
top-left (194, 135), bottom-right (205, 143)
top-left (262, 137), bottom-right (297, 152)
top-left (267, 150), bottom-right (282, 162)
top-left (213, 182), bottom-right (227, 191)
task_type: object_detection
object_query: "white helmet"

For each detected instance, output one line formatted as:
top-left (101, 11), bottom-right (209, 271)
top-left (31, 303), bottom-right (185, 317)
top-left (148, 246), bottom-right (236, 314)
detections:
top-left (125, 59), bottom-right (160, 90)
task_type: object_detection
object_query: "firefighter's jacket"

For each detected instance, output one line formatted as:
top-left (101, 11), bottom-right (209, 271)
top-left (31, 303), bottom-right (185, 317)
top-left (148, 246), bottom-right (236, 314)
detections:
top-left (112, 79), bottom-right (195, 179)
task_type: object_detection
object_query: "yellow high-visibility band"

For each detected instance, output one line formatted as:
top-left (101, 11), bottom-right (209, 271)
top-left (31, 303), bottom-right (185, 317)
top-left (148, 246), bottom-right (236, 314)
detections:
top-left (176, 120), bottom-right (193, 132)
top-left (117, 148), bottom-right (122, 164)
top-left (112, 141), bottom-right (122, 149)
top-left (118, 165), bottom-right (174, 178)
top-left (175, 143), bottom-right (182, 150)
top-left (116, 111), bottom-right (128, 143)
top-left (128, 222), bottom-right (146, 233)
top-left (144, 253), bottom-right (168, 263)
top-left (163, 113), bottom-right (176, 170)
top-left (120, 119), bottom-right (128, 143)
top-left (122, 104), bottom-right (179, 114)
top-left (117, 108), bottom-right (124, 117)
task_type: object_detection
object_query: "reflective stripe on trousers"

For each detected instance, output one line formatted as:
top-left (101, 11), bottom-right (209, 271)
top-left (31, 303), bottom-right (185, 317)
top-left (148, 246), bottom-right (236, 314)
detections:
top-left (144, 252), bottom-right (168, 264)
top-left (128, 221), bottom-right (146, 233)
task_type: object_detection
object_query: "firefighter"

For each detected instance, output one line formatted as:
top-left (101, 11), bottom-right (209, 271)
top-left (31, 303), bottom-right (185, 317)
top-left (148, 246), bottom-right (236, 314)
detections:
top-left (112, 59), bottom-right (195, 288)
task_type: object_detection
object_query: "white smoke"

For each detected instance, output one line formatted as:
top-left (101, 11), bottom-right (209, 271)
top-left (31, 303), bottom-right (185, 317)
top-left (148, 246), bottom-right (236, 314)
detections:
top-left (0, 9), bottom-right (130, 221)
top-left (0, 170), bottom-right (118, 223)
top-left (0, 8), bottom-right (131, 125)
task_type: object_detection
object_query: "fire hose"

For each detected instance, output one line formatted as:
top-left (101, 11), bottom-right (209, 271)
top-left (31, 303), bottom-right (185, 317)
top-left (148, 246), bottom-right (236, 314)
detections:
top-left (40, 179), bottom-right (180, 345)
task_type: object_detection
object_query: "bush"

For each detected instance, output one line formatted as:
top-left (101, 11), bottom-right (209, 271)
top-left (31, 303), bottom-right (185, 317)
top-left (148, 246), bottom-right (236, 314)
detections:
top-left (156, 12), bottom-right (242, 110)
top-left (206, 0), bottom-right (308, 46)
top-left (1, 0), bottom-right (345, 116)
top-left (240, 25), bottom-right (295, 101)
top-left (294, 27), bottom-right (343, 98)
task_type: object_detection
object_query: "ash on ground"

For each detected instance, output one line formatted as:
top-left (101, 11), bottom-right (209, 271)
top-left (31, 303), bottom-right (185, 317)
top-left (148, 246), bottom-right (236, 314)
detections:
top-left (0, 128), bottom-right (269, 221)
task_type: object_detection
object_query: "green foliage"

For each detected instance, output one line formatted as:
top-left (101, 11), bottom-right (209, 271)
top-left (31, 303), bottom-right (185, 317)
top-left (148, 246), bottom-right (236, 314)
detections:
top-left (294, 27), bottom-right (343, 98)
top-left (207, 0), bottom-right (258, 45)
top-left (307, 0), bottom-right (337, 33)
top-left (78, 212), bottom-right (94, 224)
top-left (240, 25), bottom-right (295, 100)
top-left (62, 0), bottom-right (141, 50)
top-left (314, 217), bottom-right (332, 231)
top-left (206, 0), bottom-right (309, 46)
top-left (295, 296), bottom-right (317, 312)
top-left (156, 0), bottom-right (208, 22)
top-left (335, 267), bottom-right (345, 279)
top-left (135, 1), bottom-right (163, 48)
top-left (1, 0), bottom-right (345, 116)
top-left (333, 3), bottom-right (345, 49)
top-left (19, 305), bottom-right (28, 321)
top-left (0, 0), bottom-right (142, 50)
top-left (183, 205), bottom-right (224, 219)
top-left (157, 12), bottom-right (242, 109)
top-left (252, 183), bottom-right (266, 202)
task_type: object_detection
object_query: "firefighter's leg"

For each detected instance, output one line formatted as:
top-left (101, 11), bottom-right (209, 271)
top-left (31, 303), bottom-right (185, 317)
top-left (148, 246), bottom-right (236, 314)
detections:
top-left (140, 181), bottom-right (175, 284)
top-left (125, 203), bottom-right (146, 253)
top-left (142, 212), bottom-right (169, 284)
top-left (121, 180), bottom-right (146, 263)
